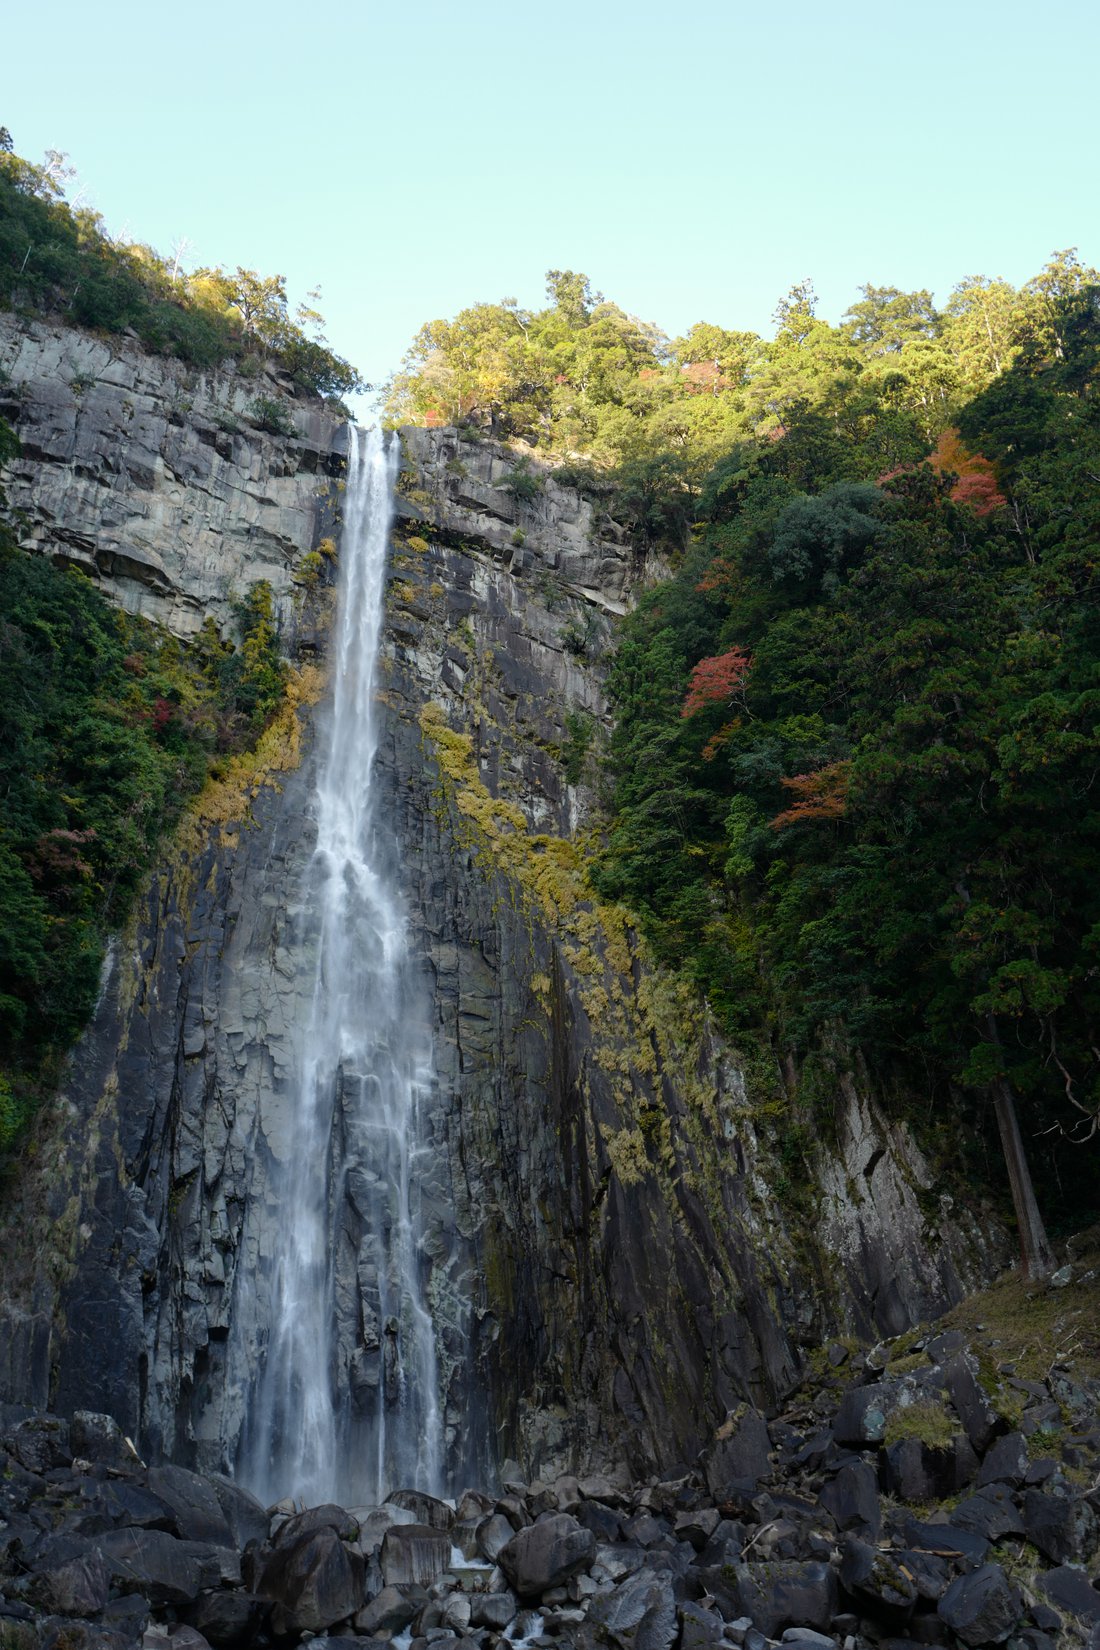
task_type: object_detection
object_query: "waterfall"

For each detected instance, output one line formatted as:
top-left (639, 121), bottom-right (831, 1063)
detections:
top-left (235, 425), bottom-right (442, 1507)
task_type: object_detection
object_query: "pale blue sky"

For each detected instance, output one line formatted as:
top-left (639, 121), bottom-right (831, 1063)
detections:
top-left (4, 0), bottom-right (1097, 407)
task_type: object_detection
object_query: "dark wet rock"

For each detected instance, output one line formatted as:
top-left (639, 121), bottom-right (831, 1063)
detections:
top-left (902, 1517), bottom-right (990, 1569)
top-left (469, 1591), bottom-right (518, 1631)
top-left (69, 1412), bottom-right (142, 1471)
top-left (701, 1410), bottom-right (772, 1498)
top-left (256, 1524), bottom-right (365, 1634)
top-left (839, 1536), bottom-right (918, 1620)
top-left (949, 1486), bottom-right (1025, 1541)
top-left (386, 1490), bottom-right (454, 1531)
top-left (977, 1432), bottom-right (1029, 1488)
top-left (2, 1417), bottom-right (71, 1475)
top-left (379, 1523), bottom-right (452, 1587)
top-left (883, 1434), bottom-right (978, 1502)
top-left (27, 1538), bottom-right (111, 1616)
top-left (147, 1466), bottom-right (235, 1547)
top-left (819, 1459), bottom-right (880, 1538)
top-left (98, 1479), bottom-right (176, 1531)
top-left (1022, 1485), bottom-right (1097, 1562)
top-left (1039, 1563), bottom-right (1100, 1622)
top-left (937, 1562), bottom-right (1021, 1645)
top-left (207, 1478), bottom-right (269, 1551)
top-left (727, 1560), bottom-right (837, 1639)
top-left (679, 1601), bottom-right (725, 1650)
top-left (588, 1568), bottom-right (676, 1650)
top-left (941, 1353), bottom-right (1001, 1454)
top-left (92, 1527), bottom-right (211, 1605)
top-left (182, 1589), bottom-right (266, 1648)
top-left (476, 1511), bottom-right (518, 1562)
top-left (497, 1514), bottom-right (596, 1599)
top-left (273, 1503), bottom-right (359, 1548)
top-left (354, 1582), bottom-right (425, 1635)
top-left (834, 1385), bottom-right (890, 1446)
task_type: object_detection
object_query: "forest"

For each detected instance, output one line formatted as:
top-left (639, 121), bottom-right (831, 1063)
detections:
top-left (391, 258), bottom-right (1100, 1255)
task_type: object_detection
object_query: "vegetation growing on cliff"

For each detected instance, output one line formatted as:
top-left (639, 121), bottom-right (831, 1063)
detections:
top-left (0, 420), bottom-right (289, 1150)
top-left (0, 132), bottom-right (362, 399)
top-left (398, 256), bottom-right (1100, 1257)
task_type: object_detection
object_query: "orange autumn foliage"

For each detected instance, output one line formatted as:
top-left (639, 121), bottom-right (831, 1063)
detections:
top-left (929, 428), bottom-right (1007, 516)
top-left (770, 760), bottom-right (851, 829)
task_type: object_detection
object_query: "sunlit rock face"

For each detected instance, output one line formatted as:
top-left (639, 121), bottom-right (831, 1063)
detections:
top-left (0, 318), bottom-right (1010, 1490)
top-left (0, 312), bottom-right (342, 637)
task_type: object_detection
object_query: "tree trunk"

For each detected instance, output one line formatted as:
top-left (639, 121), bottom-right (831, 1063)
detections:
top-left (986, 1015), bottom-right (1057, 1280)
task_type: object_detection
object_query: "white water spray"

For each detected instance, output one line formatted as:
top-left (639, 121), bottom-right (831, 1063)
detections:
top-left (237, 425), bottom-right (442, 1505)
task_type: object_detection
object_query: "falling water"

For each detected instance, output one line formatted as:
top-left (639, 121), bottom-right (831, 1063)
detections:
top-left (236, 425), bottom-right (442, 1506)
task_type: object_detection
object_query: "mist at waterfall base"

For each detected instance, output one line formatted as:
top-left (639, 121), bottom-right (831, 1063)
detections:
top-left (231, 426), bottom-right (446, 1508)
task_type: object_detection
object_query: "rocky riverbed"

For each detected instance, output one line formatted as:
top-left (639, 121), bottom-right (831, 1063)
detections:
top-left (3, 1271), bottom-right (1098, 1650)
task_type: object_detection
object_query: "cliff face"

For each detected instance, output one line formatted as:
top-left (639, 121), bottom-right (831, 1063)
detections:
top-left (0, 321), bottom-right (1009, 1485)
top-left (0, 313), bottom-right (342, 637)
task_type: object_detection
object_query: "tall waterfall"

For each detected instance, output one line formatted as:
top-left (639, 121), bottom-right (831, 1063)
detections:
top-left (236, 425), bottom-right (442, 1506)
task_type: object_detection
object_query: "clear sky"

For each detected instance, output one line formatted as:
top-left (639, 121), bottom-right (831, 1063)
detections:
top-left (4, 0), bottom-right (1097, 411)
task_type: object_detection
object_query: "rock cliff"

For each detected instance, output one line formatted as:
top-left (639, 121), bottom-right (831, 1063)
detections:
top-left (0, 318), bottom-right (1010, 1489)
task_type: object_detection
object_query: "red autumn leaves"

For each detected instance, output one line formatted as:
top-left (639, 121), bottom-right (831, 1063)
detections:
top-left (681, 648), bottom-right (849, 828)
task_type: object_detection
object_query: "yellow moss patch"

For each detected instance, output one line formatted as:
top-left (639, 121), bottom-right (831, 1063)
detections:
top-left (601, 1123), bottom-right (651, 1187)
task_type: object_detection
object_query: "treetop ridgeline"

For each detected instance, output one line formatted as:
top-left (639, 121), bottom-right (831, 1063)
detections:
top-left (0, 129), bottom-right (363, 401)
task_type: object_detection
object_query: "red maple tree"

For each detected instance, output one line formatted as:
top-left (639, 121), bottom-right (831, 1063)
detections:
top-left (681, 648), bottom-right (752, 718)
top-left (770, 760), bottom-right (851, 829)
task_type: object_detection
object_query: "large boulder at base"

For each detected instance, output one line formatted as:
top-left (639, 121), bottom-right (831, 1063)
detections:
top-left (588, 1568), bottom-right (677, 1650)
top-left (497, 1514), bottom-right (596, 1599)
top-left (273, 1504), bottom-right (359, 1547)
top-left (28, 1538), bottom-right (111, 1616)
top-left (1039, 1566), bottom-right (1100, 1624)
top-left (838, 1537), bottom-right (918, 1620)
top-left (147, 1466), bottom-right (235, 1547)
top-left (208, 1477), bottom-right (270, 1551)
top-left (1022, 1487), bottom-right (1097, 1563)
top-left (379, 1523), bottom-right (452, 1587)
top-left (257, 1525), bottom-right (365, 1633)
top-left (729, 1561), bottom-right (837, 1639)
top-left (70, 1412), bottom-right (143, 1471)
top-left (354, 1583), bottom-right (425, 1635)
top-left (385, 1489), bottom-right (454, 1531)
top-left (1, 1415), bottom-right (71, 1474)
top-left (937, 1563), bottom-right (1022, 1646)
top-left (819, 1461), bottom-right (881, 1538)
top-left (702, 1408), bottom-right (772, 1498)
top-left (183, 1589), bottom-right (267, 1649)
top-left (92, 1528), bottom-right (215, 1605)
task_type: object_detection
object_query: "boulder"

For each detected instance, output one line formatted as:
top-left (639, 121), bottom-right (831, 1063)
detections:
top-left (1022, 1486), bottom-right (1097, 1563)
top-left (838, 1537), bottom-right (917, 1621)
top-left (588, 1568), bottom-right (677, 1650)
top-left (257, 1525), bottom-right (365, 1634)
top-left (29, 1539), bottom-right (111, 1616)
top-left (941, 1353), bottom-right (1000, 1453)
top-left (833, 1384), bottom-right (890, 1446)
top-left (385, 1489), bottom-right (454, 1531)
top-left (819, 1460), bottom-right (880, 1538)
top-left (937, 1562), bottom-right (1021, 1645)
top-left (497, 1514), bottom-right (596, 1599)
top-left (70, 1412), bottom-right (143, 1471)
top-left (729, 1560), bottom-right (837, 1639)
top-left (273, 1503), bottom-right (359, 1547)
top-left (1038, 1564), bottom-right (1100, 1624)
top-left (977, 1431), bottom-right (1029, 1488)
top-left (353, 1583), bottom-right (424, 1635)
top-left (182, 1591), bottom-right (266, 1649)
top-left (470, 1591), bottom-right (519, 1631)
top-left (208, 1477), bottom-right (269, 1550)
top-left (2, 1416), bottom-right (71, 1474)
top-left (92, 1528), bottom-right (212, 1606)
top-left (379, 1522), bottom-right (452, 1587)
top-left (702, 1408), bottom-right (772, 1497)
top-left (147, 1466), bottom-right (234, 1547)
top-left (477, 1511), bottom-right (517, 1561)
top-left (950, 1486), bottom-right (1025, 1541)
